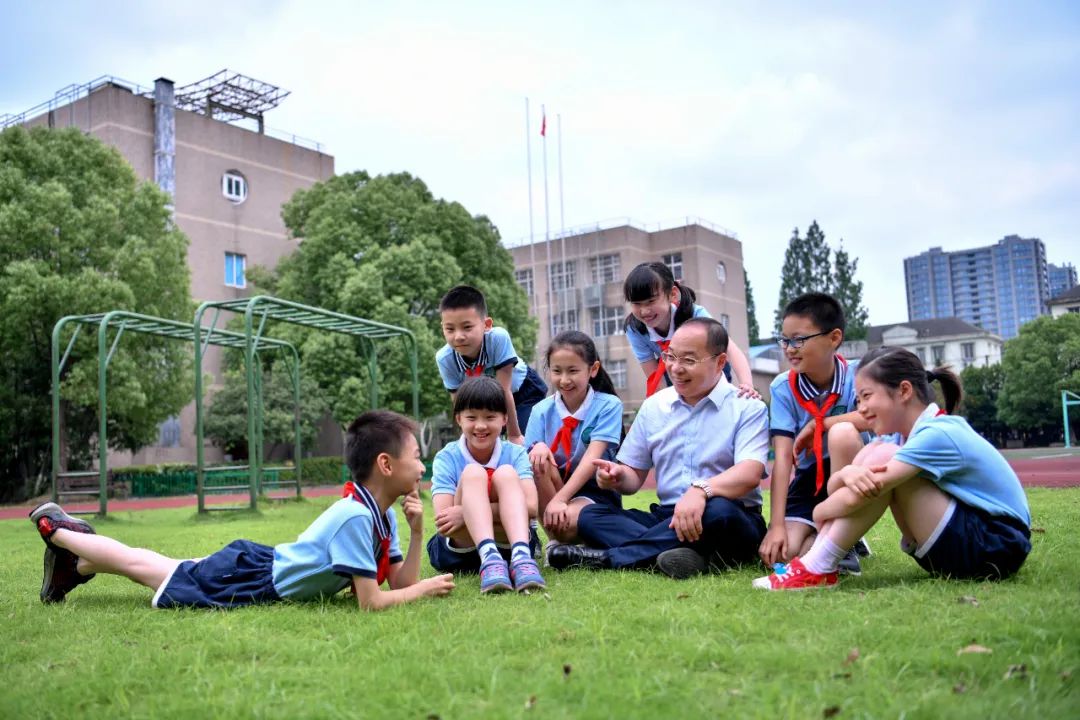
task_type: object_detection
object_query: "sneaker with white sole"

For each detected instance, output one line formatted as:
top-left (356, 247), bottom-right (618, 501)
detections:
top-left (752, 557), bottom-right (838, 591)
top-left (837, 549), bottom-right (862, 576)
top-left (29, 502), bottom-right (96, 550)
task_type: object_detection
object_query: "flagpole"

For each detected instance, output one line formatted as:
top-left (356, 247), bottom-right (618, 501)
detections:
top-left (542, 104), bottom-right (554, 342)
top-left (557, 113), bottom-right (568, 328)
top-left (525, 98), bottom-right (536, 318)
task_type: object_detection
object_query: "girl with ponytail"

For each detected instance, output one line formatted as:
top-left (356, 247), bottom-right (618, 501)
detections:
top-left (755, 346), bottom-right (1032, 591)
top-left (524, 331), bottom-right (625, 545)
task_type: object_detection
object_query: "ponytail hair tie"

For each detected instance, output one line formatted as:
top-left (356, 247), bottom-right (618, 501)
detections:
top-left (926, 369), bottom-right (938, 383)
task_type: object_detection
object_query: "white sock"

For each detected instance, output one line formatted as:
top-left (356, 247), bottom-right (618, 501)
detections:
top-left (477, 539), bottom-right (501, 565)
top-left (801, 534), bottom-right (847, 574)
top-left (510, 542), bottom-right (531, 563)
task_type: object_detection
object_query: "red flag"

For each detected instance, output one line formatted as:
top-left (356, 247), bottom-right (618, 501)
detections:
top-left (540, 111), bottom-right (547, 137)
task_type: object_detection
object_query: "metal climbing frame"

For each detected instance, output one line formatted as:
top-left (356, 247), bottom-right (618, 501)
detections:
top-left (194, 296), bottom-right (420, 513)
top-left (1064, 390), bottom-right (1080, 449)
top-left (51, 310), bottom-right (298, 516)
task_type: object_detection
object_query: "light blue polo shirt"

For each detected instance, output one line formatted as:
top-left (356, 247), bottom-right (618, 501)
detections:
top-left (625, 303), bottom-right (712, 363)
top-left (894, 414), bottom-right (1031, 526)
top-left (616, 380), bottom-right (769, 508)
top-left (430, 436), bottom-right (533, 496)
top-left (524, 388), bottom-right (623, 474)
top-left (435, 326), bottom-right (528, 392)
top-left (272, 498), bottom-right (403, 598)
top-left (768, 358), bottom-right (860, 470)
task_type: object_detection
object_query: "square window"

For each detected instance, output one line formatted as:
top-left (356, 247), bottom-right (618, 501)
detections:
top-left (607, 359), bottom-right (627, 389)
top-left (593, 306), bottom-right (625, 337)
top-left (551, 309), bottom-right (578, 335)
top-left (589, 254), bottom-right (621, 285)
top-left (662, 252), bottom-right (683, 281)
top-left (549, 261), bottom-right (576, 292)
top-left (515, 268), bottom-right (534, 296)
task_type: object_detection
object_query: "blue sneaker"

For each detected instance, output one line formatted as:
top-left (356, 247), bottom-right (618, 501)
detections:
top-left (510, 557), bottom-right (546, 592)
top-left (479, 558), bottom-right (512, 594)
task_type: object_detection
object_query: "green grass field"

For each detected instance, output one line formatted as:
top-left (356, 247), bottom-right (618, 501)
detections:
top-left (2, 490), bottom-right (1077, 719)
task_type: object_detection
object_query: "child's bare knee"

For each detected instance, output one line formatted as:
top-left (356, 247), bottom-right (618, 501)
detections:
top-left (460, 464), bottom-right (488, 485)
top-left (828, 422), bottom-right (862, 455)
top-left (858, 441), bottom-right (900, 467)
top-left (491, 465), bottom-right (521, 484)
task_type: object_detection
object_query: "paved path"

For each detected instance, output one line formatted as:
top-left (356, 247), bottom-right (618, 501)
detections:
top-left (3, 452), bottom-right (1076, 520)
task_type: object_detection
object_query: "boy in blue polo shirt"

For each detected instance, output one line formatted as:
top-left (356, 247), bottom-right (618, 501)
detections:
top-left (30, 411), bottom-right (455, 610)
top-left (759, 293), bottom-right (871, 574)
top-left (437, 285), bottom-right (547, 445)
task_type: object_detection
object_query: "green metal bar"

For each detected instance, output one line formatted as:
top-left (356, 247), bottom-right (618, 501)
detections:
top-left (403, 331), bottom-right (420, 420)
top-left (245, 301), bottom-right (259, 510)
top-left (194, 302), bottom-right (210, 513)
top-left (104, 320), bottom-right (127, 366)
top-left (1064, 390), bottom-right (1080, 449)
top-left (254, 355), bottom-right (264, 496)
top-left (96, 314), bottom-right (111, 516)
top-left (58, 324), bottom-right (82, 373)
top-left (285, 346), bottom-right (302, 497)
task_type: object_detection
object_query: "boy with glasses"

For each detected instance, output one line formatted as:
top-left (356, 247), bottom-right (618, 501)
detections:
top-left (547, 318), bottom-right (769, 579)
top-left (758, 293), bottom-right (872, 575)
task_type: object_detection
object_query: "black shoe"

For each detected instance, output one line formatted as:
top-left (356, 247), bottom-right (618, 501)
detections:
top-left (656, 548), bottom-right (707, 579)
top-left (854, 538), bottom-right (872, 557)
top-left (546, 544), bottom-right (610, 570)
top-left (29, 502), bottom-right (96, 550)
top-left (838, 549), bottom-right (862, 576)
top-left (40, 547), bottom-right (94, 603)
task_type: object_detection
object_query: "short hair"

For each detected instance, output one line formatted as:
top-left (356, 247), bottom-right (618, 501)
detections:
top-left (440, 285), bottom-right (487, 317)
top-left (453, 376), bottom-right (507, 415)
top-left (782, 292), bottom-right (846, 335)
top-left (345, 410), bottom-right (418, 483)
top-left (679, 317), bottom-right (729, 355)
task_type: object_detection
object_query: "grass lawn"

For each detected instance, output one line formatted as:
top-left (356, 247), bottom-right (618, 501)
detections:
top-left (1, 489), bottom-right (1077, 719)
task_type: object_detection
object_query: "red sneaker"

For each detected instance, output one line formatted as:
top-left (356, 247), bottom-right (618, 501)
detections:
top-left (752, 557), bottom-right (838, 591)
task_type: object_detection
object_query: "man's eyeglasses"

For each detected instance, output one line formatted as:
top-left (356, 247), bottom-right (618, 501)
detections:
top-left (774, 331), bottom-right (830, 350)
top-left (659, 351), bottom-right (719, 369)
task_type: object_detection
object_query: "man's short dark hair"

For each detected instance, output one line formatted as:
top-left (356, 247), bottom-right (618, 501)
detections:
top-left (782, 292), bottom-right (846, 335)
top-left (440, 285), bottom-right (487, 316)
top-left (679, 317), bottom-right (729, 356)
top-left (345, 410), bottom-right (418, 483)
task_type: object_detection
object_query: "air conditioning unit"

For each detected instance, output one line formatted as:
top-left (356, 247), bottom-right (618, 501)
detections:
top-left (583, 285), bottom-right (602, 308)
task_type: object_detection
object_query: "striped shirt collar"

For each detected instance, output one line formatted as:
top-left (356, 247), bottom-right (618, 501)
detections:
top-left (457, 434), bottom-right (502, 470)
top-left (350, 481), bottom-right (391, 541)
top-left (555, 386), bottom-right (595, 421)
top-left (452, 335), bottom-right (489, 376)
top-left (794, 355), bottom-right (848, 402)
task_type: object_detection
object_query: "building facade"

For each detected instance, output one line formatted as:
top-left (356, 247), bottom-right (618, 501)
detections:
top-left (506, 219), bottom-right (750, 415)
top-left (1049, 262), bottom-right (1078, 300)
top-left (862, 318), bottom-right (1003, 370)
top-left (6, 74), bottom-right (335, 464)
top-left (1049, 285), bottom-right (1080, 318)
top-left (903, 235), bottom-right (1050, 339)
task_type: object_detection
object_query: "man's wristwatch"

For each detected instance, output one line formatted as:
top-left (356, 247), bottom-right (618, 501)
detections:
top-left (690, 480), bottom-right (712, 500)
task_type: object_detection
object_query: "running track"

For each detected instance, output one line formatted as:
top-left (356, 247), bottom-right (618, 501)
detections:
top-left (1, 454), bottom-right (1076, 521)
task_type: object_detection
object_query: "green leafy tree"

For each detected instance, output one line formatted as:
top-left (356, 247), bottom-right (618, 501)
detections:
top-left (997, 313), bottom-right (1080, 444)
top-left (261, 171), bottom-right (535, 423)
top-left (744, 267), bottom-right (760, 343)
top-left (959, 363), bottom-right (1009, 447)
top-left (204, 365), bottom-right (330, 459)
top-left (0, 126), bottom-right (192, 500)
top-left (832, 241), bottom-right (870, 340)
top-left (774, 221), bottom-right (834, 332)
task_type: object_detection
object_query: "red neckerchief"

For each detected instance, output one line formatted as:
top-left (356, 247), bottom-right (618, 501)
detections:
top-left (341, 480), bottom-right (391, 585)
top-left (935, 408), bottom-right (947, 416)
top-left (646, 340), bottom-right (672, 397)
top-left (550, 416), bottom-right (581, 479)
top-left (788, 355), bottom-right (848, 494)
top-left (454, 336), bottom-right (489, 378)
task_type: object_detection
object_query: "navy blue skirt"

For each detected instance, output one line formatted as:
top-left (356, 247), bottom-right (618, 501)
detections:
top-left (153, 539), bottom-right (281, 609)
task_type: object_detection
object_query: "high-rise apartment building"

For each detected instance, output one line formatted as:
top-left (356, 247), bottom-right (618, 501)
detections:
top-left (903, 235), bottom-right (1049, 339)
top-left (3, 72), bottom-right (335, 463)
top-left (1049, 262), bottom-right (1078, 299)
top-left (506, 219), bottom-right (750, 414)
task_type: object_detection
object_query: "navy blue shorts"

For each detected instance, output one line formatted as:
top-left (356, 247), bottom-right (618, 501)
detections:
top-left (512, 366), bottom-right (548, 436)
top-left (906, 499), bottom-right (1031, 581)
top-left (427, 526), bottom-right (541, 573)
top-left (572, 477), bottom-right (623, 508)
top-left (153, 539), bottom-right (281, 609)
top-left (785, 459), bottom-right (831, 526)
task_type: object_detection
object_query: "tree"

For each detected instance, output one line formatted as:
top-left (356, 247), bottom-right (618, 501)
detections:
top-left (259, 171), bottom-right (536, 425)
top-left (959, 363), bottom-right (1009, 447)
top-left (0, 126), bottom-right (193, 500)
top-left (832, 241), bottom-right (870, 340)
top-left (774, 221), bottom-right (833, 332)
top-left (204, 364), bottom-right (330, 459)
top-left (997, 313), bottom-right (1080, 444)
top-left (744, 267), bottom-right (760, 343)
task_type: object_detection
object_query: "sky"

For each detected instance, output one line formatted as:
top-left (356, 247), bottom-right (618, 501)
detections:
top-left (3, 1), bottom-right (1079, 334)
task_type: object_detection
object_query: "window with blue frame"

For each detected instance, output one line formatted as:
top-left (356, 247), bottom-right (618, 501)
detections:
top-left (225, 252), bottom-right (246, 288)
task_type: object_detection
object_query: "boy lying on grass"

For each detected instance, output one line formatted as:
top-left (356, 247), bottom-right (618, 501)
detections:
top-left (30, 410), bottom-right (455, 611)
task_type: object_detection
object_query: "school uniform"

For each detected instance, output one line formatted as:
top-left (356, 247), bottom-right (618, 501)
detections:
top-left (894, 406), bottom-right (1031, 580)
top-left (153, 483), bottom-right (401, 609)
top-left (435, 326), bottom-right (547, 433)
top-left (769, 356), bottom-right (860, 527)
top-left (426, 437), bottom-right (541, 572)
top-left (624, 303), bottom-right (733, 395)
top-left (575, 380), bottom-right (770, 569)
top-left (523, 387), bottom-right (624, 506)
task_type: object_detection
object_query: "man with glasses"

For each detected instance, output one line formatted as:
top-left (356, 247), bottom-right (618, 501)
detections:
top-left (547, 318), bottom-right (769, 579)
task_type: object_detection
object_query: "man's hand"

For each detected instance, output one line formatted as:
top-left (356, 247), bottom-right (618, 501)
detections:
top-left (418, 573), bottom-right (456, 598)
top-left (508, 433), bottom-right (526, 446)
top-left (592, 459), bottom-right (624, 491)
top-left (735, 383), bottom-right (762, 401)
top-left (434, 505), bottom-right (465, 537)
top-left (543, 498), bottom-right (570, 534)
top-left (792, 419), bottom-right (817, 462)
top-left (835, 464), bottom-right (887, 499)
top-left (669, 485), bottom-right (707, 542)
top-left (758, 524), bottom-right (788, 566)
top-left (402, 490), bottom-right (424, 534)
top-left (529, 441), bottom-right (556, 476)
